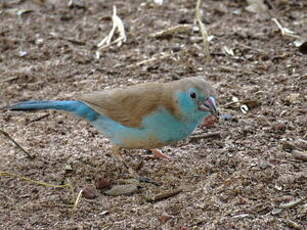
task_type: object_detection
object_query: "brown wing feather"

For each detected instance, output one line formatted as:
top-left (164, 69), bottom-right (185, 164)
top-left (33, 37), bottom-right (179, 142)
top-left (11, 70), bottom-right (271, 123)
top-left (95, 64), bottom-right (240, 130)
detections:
top-left (77, 77), bottom-right (216, 128)
top-left (77, 83), bottom-right (177, 128)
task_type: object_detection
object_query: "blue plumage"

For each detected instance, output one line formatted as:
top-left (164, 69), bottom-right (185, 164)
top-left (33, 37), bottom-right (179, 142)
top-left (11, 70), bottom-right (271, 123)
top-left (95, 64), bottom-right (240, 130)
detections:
top-left (9, 100), bottom-right (99, 121)
top-left (7, 77), bottom-right (219, 163)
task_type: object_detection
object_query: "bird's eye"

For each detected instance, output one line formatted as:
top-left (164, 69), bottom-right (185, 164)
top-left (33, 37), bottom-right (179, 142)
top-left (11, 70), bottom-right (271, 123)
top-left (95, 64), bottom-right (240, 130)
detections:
top-left (190, 92), bottom-right (197, 99)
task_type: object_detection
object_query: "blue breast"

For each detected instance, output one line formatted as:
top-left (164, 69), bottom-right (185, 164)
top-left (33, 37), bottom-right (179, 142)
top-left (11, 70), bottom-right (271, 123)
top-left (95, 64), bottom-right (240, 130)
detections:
top-left (91, 108), bottom-right (200, 149)
top-left (90, 91), bottom-right (209, 149)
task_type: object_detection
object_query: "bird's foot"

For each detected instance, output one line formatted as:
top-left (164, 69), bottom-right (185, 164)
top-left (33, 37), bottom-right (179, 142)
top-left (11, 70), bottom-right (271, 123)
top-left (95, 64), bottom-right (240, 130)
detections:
top-left (149, 149), bottom-right (171, 160)
top-left (110, 146), bottom-right (161, 185)
top-left (111, 145), bottom-right (139, 177)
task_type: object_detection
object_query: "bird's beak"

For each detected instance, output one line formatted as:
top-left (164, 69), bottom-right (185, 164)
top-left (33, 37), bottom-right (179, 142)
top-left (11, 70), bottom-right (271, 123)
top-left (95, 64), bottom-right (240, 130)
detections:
top-left (199, 96), bottom-right (220, 118)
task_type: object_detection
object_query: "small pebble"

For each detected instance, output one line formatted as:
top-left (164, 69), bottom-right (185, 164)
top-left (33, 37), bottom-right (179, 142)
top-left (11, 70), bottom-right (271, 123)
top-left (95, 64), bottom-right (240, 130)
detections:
top-left (271, 208), bottom-right (282, 215)
top-left (95, 177), bottom-right (112, 190)
top-left (292, 150), bottom-right (307, 162)
top-left (82, 185), bottom-right (97, 199)
top-left (159, 214), bottom-right (172, 223)
top-left (272, 122), bottom-right (286, 132)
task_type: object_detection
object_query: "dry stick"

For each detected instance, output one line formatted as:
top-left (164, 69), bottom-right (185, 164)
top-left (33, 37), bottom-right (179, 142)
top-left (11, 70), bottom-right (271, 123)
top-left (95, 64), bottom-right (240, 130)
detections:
top-left (1, 76), bottom-right (19, 83)
top-left (279, 198), bottom-right (305, 209)
top-left (223, 99), bottom-right (259, 109)
top-left (97, 5), bottom-right (126, 50)
top-left (146, 188), bottom-right (183, 203)
top-left (0, 170), bottom-right (72, 189)
top-left (292, 150), bottom-right (307, 162)
top-left (29, 113), bottom-right (50, 123)
top-left (264, 0), bottom-right (300, 39)
top-left (195, 0), bottom-right (210, 61)
top-left (272, 18), bottom-right (300, 38)
top-left (127, 52), bottom-right (173, 68)
top-left (0, 129), bottom-right (34, 159)
top-left (1, 170), bottom-right (74, 209)
top-left (190, 132), bottom-right (221, 141)
top-left (128, 44), bottom-right (191, 69)
top-left (73, 189), bottom-right (83, 211)
top-left (149, 24), bottom-right (192, 38)
top-left (282, 219), bottom-right (304, 230)
top-left (263, 0), bottom-right (302, 41)
top-left (237, 43), bottom-right (268, 55)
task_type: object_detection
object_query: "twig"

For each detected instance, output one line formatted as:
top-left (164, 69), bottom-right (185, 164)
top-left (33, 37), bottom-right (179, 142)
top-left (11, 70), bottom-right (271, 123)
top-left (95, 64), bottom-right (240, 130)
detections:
top-left (146, 188), bottom-right (182, 203)
top-left (279, 198), bottom-right (304, 209)
top-left (272, 18), bottom-right (300, 38)
top-left (282, 219), bottom-right (303, 230)
top-left (127, 52), bottom-right (173, 68)
top-left (29, 113), bottom-right (50, 123)
top-left (0, 76), bottom-right (19, 83)
top-left (195, 0), bottom-right (210, 61)
top-left (0, 129), bottom-right (34, 159)
top-left (223, 99), bottom-right (260, 109)
top-left (292, 150), bottom-right (307, 162)
top-left (73, 189), bottom-right (83, 211)
top-left (219, 65), bottom-right (254, 75)
top-left (97, 5), bottom-right (126, 54)
top-left (138, 177), bottom-right (161, 186)
top-left (149, 24), bottom-right (192, 38)
top-left (0, 170), bottom-right (72, 189)
top-left (190, 132), bottom-right (221, 141)
top-left (237, 43), bottom-right (268, 55)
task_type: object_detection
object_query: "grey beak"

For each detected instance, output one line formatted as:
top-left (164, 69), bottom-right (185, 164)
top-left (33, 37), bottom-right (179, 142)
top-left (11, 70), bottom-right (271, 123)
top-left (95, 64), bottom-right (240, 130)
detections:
top-left (200, 96), bottom-right (220, 118)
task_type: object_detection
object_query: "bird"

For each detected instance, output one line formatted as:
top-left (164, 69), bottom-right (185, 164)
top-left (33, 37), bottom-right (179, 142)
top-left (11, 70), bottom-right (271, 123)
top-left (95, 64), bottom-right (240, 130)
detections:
top-left (6, 77), bottom-right (218, 174)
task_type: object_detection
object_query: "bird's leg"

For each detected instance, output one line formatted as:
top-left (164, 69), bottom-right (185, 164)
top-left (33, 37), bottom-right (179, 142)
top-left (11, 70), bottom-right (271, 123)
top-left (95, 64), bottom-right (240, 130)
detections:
top-left (149, 149), bottom-right (171, 160)
top-left (110, 145), bottom-right (137, 176)
top-left (110, 145), bottom-right (125, 163)
top-left (110, 146), bottom-right (160, 185)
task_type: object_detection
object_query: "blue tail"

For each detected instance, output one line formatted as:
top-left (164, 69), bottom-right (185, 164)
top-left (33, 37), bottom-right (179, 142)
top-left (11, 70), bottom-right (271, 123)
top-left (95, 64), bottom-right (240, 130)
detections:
top-left (8, 100), bottom-right (99, 121)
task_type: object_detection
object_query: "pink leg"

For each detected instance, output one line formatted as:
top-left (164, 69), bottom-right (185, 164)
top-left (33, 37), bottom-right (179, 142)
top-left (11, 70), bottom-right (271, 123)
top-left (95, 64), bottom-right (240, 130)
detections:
top-left (149, 149), bottom-right (171, 160)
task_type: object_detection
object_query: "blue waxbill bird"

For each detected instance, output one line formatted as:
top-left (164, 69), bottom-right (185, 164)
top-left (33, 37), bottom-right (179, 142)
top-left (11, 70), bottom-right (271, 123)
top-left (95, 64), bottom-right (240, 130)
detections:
top-left (6, 77), bottom-right (219, 173)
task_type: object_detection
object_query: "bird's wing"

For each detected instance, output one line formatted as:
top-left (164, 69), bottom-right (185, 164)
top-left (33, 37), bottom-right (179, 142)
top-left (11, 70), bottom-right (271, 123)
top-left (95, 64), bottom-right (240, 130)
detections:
top-left (77, 83), bottom-right (176, 128)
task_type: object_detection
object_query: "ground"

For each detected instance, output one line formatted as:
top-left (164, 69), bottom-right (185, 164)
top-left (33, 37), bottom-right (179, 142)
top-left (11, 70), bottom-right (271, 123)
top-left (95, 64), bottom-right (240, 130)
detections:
top-left (0, 0), bottom-right (306, 229)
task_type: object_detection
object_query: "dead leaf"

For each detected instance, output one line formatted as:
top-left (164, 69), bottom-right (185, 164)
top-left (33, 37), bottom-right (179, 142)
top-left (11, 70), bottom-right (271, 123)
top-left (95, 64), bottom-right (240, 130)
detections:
top-left (159, 214), bottom-right (172, 223)
top-left (95, 177), bottom-right (112, 190)
top-left (82, 185), bottom-right (97, 199)
top-left (223, 46), bottom-right (234, 56)
top-left (292, 150), bottom-right (307, 162)
top-left (104, 184), bottom-right (139, 196)
top-left (246, 0), bottom-right (268, 14)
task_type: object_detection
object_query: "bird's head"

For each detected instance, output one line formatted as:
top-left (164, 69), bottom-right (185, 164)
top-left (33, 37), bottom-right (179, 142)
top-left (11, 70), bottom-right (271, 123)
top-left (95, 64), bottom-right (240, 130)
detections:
top-left (171, 77), bottom-right (219, 121)
top-left (186, 88), bottom-right (219, 118)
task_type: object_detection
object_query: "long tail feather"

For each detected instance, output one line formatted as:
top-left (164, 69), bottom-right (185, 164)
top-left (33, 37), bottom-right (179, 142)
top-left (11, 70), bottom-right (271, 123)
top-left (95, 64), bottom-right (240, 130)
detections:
top-left (8, 100), bottom-right (99, 121)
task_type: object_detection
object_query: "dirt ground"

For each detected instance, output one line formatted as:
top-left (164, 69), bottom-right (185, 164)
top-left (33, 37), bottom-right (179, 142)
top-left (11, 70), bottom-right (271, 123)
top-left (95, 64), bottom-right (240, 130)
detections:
top-left (0, 0), bottom-right (306, 229)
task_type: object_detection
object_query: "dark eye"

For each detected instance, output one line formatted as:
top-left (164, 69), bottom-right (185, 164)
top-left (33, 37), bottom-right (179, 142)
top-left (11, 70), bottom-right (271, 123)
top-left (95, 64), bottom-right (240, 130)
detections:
top-left (190, 92), bottom-right (197, 99)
